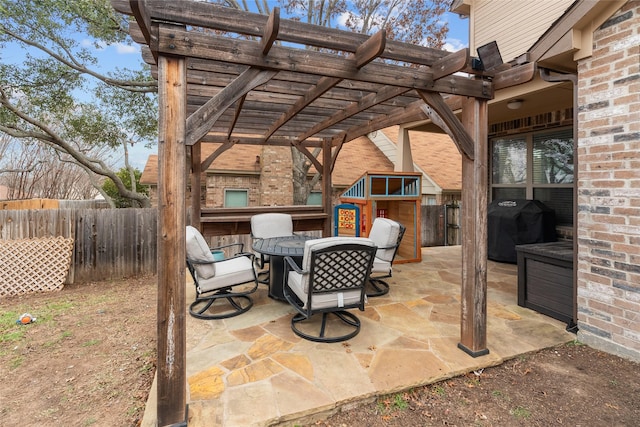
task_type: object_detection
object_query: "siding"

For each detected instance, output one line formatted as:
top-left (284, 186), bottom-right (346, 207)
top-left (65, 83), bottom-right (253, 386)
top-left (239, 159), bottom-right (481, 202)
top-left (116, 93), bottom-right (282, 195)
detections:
top-left (472, 0), bottom-right (574, 61)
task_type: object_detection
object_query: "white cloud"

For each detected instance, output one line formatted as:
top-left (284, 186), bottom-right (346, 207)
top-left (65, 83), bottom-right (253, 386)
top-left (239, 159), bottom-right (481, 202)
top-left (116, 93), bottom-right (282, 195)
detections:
top-left (442, 38), bottom-right (468, 52)
top-left (114, 43), bottom-right (140, 55)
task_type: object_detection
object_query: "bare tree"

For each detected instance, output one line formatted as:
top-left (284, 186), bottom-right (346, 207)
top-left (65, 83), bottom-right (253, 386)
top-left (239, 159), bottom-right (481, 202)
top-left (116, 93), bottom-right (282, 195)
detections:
top-left (0, 135), bottom-right (110, 200)
top-left (0, 0), bottom-right (157, 207)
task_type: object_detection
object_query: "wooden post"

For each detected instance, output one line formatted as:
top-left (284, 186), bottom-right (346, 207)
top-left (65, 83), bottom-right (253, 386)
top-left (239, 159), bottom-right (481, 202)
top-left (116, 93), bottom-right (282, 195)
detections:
top-left (458, 96), bottom-right (489, 357)
top-left (395, 126), bottom-right (414, 172)
top-left (157, 54), bottom-right (188, 424)
top-left (190, 142), bottom-right (202, 228)
top-left (322, 139), bottom-right (333, 237)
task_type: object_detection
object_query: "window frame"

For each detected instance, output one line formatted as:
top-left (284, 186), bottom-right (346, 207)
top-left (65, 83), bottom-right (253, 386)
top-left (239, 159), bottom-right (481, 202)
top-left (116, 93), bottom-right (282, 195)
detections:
top-left (223, 188), bottom-right (249, 207)
top-left (490, 127), bottom-right (573, 224)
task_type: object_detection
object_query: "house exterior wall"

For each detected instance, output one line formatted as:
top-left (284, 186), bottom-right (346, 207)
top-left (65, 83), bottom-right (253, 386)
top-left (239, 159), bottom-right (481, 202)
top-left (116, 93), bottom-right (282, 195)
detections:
top-left (257, 146), bottom-right (293, 206)
top-left (205, 173), bottom-right (261, 207)
top-left (576, 1), bottom-right (640, 362)
top-left (470, 0), bottom-right (573, 61)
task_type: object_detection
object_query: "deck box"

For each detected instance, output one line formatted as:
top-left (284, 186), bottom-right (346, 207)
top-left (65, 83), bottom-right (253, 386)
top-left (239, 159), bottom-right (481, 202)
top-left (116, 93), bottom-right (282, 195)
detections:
top-left (515, 241), bottom-right (574, 327)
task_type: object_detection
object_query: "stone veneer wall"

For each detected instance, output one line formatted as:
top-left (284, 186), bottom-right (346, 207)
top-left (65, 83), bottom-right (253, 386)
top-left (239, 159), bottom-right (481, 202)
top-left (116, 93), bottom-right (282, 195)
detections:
top-left (576, 1), bottom-right (640, 361)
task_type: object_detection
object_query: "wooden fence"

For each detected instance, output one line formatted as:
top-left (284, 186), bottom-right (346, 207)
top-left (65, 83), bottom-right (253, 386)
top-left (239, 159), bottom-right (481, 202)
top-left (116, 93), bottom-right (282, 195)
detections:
top-left (0, 208), bottom-right (157, 283)
top-left (421, 204), bottom-right (461, 247)
top-left (0, 204), bottom-right (460, 286)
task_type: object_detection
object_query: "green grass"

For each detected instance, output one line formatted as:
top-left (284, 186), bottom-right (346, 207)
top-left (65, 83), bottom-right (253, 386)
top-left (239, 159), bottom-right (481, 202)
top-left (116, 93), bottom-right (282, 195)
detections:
top-left (433, 384), bottom-right (447, 397)
top-left (376, 392), bottom-right (410, 414)
top-left (510, 405), bottom-right (531, 419)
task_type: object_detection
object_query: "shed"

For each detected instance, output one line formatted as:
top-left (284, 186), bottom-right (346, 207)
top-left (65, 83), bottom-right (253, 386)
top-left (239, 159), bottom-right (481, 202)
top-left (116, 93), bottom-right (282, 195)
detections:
top-left (340, 171), bottom-right (422, 263)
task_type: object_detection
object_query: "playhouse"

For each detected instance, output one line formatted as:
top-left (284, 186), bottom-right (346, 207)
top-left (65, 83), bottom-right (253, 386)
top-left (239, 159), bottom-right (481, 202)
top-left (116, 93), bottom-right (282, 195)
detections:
top-left (337, 171), bottom-right (422, 263)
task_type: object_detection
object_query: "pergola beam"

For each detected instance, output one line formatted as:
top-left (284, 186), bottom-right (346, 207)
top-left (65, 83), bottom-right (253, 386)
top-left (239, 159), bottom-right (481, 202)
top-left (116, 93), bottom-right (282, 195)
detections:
top-left (185, 67), bottom-right (277, 146)
top-left (156, 26), bottom-right (491, 99)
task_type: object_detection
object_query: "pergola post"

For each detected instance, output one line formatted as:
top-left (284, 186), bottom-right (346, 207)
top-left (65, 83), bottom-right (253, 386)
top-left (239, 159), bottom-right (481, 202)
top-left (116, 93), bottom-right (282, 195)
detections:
top-left (322, 139), bottom-right (333, 237)
top-left (458, 96), bottom-right (489, 357)
top-left (190, 142), bottom-right (202, 228)
top-left (157, 54), bottom-right (188, 425)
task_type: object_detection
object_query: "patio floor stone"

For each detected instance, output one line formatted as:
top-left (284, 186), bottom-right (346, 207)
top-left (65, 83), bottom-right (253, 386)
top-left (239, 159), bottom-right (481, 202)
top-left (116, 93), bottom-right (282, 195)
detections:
top-left (141, 246), bottom-right (575, 426)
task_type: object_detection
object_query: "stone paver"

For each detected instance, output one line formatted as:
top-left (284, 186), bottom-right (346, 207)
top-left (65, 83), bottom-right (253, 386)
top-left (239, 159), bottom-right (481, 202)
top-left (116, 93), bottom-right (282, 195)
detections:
top-left (142, 246), bottom-right (575, 426)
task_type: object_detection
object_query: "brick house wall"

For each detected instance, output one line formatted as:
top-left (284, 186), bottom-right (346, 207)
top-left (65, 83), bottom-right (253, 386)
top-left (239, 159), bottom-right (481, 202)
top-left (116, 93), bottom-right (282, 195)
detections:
top-left (205, 173), bottom-right (261, 207)
top-left (257, 146), bottom-right (293, 206)
top-left (576, 1), bottom-right (640, 362)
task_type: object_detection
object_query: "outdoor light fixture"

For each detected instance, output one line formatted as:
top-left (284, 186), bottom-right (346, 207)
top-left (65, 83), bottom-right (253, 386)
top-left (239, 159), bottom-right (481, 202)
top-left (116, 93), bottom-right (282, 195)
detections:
top-left (507, 99), bottom-right (524, 110)
top-left (474, 41), bottom-right (503, 71)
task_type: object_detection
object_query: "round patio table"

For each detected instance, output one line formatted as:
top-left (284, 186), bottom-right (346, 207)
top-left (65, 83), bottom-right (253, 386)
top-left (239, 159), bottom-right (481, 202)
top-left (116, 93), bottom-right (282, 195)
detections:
top-left (252, 235), bottom-right (313, 301)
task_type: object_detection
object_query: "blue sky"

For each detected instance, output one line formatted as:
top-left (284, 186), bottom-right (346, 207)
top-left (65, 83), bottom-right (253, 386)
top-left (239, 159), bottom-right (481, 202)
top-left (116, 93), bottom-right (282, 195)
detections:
top-left (4, 5), bottom-right (469, 171)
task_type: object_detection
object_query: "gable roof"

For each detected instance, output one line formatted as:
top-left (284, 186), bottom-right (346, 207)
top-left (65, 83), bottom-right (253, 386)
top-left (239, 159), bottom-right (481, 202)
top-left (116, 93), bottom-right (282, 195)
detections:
top-left (140, 136), bottom-right (393, 187)
top-left (140, 143), bottom-right (264, 185)
top-left (380, 127), bottom-right (462, 191)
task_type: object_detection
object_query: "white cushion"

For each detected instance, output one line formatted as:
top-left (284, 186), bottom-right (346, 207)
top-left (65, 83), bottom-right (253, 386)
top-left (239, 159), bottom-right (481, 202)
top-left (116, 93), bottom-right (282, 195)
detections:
top-left (196, 256), bottom-right (255, 293)
top-left (300, 237), bottom-right (375, 274)
top-left (372, 257), bottom-right (392, 275)
top-left (368, 218), bottom-right (401, 262)
top-left (287, 270), bottom-right (363, 310)
top-left (186, 225), bottom-right (216, 279)
top-left (288, 236), bottom-right (375, 309)
top-left (251, 213), bottom-right (294, 239)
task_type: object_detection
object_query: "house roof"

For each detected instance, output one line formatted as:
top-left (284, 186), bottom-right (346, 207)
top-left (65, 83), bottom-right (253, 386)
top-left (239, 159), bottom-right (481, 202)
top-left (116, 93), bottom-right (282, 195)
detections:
top-left (140, 143), bottom-right (264, 185)
top-left (380, 127), bottom-right (462, 191)
top-left (140, 136), bottom-right (393, 187)
top-left (331, 135), bottom-right (394, 187)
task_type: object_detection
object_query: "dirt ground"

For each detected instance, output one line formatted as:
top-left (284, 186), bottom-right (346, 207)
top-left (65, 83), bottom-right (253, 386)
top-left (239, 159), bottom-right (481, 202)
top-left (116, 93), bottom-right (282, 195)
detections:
top-left (1, 276), bottom-right (640, 427)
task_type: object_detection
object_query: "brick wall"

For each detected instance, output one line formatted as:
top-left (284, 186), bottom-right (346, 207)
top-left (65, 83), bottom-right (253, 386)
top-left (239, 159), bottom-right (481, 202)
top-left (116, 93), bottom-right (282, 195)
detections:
top-left (576, 1), bottom-right (640, 362)
top-left (258, 146), bottom-right (293, 206)
top-left (205, 174), bottom-right (261, 207)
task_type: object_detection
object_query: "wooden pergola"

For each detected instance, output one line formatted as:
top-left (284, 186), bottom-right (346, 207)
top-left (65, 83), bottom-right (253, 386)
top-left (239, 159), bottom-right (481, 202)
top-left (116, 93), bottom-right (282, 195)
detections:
top-left (112, 1), bottom-right (535, 424)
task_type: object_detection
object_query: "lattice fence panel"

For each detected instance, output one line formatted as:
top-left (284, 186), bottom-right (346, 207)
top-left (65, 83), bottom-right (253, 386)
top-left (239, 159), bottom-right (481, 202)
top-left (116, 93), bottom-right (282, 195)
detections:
top-left (0, 237), bottom-right (74, 296)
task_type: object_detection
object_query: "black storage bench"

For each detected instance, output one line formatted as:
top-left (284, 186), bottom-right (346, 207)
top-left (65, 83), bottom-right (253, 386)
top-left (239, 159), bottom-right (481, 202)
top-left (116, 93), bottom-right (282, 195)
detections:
top-left (515, 241), bottom-right (574, 327)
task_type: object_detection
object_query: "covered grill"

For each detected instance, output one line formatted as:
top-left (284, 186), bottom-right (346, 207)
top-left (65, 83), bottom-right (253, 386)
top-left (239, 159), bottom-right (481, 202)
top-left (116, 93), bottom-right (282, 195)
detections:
top-left (487, 199), bottom-right (556, 263)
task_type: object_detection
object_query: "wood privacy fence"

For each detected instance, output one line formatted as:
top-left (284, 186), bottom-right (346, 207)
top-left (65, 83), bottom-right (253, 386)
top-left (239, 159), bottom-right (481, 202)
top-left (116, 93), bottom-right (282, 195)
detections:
top-left (0, 204), bottom-right (460, 285)
top-left (0, 208), bottom-right (157, 284)
top-left (421, 204), bottom-right (461, 247)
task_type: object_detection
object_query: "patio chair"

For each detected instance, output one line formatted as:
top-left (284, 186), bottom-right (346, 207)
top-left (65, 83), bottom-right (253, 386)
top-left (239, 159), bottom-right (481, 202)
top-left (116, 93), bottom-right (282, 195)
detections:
top-left (250, 213), bottom-right (294, 283)
top-left (366, 218), bottom-right (406, 297)
top-left (185, 225), bottom-right (259, 320)
top-left (282, 236), bottom-right (377, 343)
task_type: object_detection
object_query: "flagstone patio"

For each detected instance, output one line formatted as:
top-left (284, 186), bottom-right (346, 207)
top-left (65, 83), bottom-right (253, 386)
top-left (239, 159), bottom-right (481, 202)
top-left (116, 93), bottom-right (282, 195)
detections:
top-left (142, 245), bottom-right (574, 426)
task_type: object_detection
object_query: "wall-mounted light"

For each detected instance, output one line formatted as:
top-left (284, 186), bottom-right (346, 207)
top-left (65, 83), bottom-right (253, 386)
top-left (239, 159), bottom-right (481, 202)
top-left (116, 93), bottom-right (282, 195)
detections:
top-left (507, 99), bottom-right (524, 110)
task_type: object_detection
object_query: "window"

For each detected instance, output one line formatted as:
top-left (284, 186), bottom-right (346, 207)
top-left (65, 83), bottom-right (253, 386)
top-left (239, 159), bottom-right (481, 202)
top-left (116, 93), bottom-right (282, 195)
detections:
top-left (306, 191), bottom-right (322, 205)
top-left (224, 189), bottom-right (248, 207)
top-left (491, 128), bottom-right (573, 225)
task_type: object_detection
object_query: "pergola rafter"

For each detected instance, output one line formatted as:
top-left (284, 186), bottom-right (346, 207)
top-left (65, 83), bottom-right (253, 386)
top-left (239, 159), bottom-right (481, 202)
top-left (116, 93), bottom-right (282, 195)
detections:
top-left (109, 1), bottom-right (527, 424)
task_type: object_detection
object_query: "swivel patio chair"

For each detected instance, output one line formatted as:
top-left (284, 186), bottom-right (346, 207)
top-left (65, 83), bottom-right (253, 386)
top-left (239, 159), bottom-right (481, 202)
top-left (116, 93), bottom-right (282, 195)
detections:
top-left (185, 225), bottom-right (259, 320)
top-left (282, 236), bottom-right (376, 343)
top-left (250, 213), bottom-right (294, 283)
top-left (366, 218), bottom-right (406, 297)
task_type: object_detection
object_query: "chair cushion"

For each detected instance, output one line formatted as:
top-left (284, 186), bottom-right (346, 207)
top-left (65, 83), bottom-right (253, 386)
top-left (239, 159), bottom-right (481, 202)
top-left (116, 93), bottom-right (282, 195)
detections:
top-left (186, 225), bottom-right (216, 279)
top-left (372, 257), bottom-right (392, 275)
top-left (300, 236), bottom-right (375, 273)
top-left (368, 218), bottom-right (401, 262)
top-left (196, 256), bottom-right (255, 293)
top-left (299, 236), bottom-right (375, 293)
top-left (251, 213), bottom-right (294, 239)
top-left (287, 270), bottom-right (363, 310)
